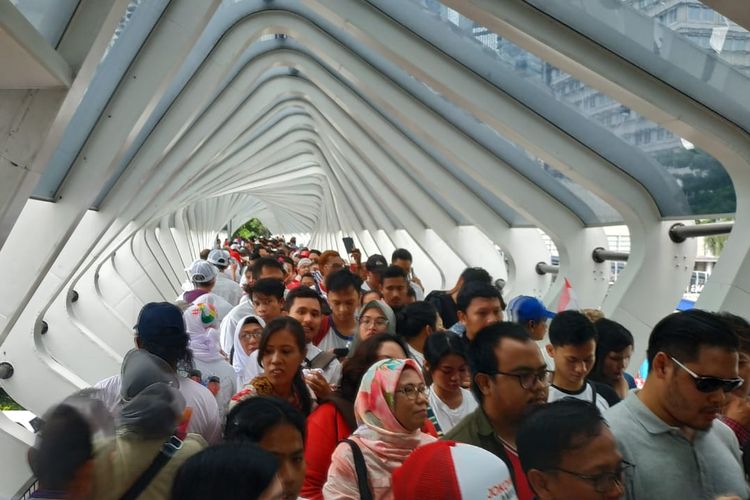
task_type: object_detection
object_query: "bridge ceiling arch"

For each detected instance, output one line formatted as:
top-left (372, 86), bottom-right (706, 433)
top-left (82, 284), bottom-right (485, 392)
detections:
top-left (0, 0), bottom-right (749, 493)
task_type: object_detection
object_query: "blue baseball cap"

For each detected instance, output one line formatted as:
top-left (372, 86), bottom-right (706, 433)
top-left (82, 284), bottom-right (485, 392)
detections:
top-left (507, 296), bottom-right (555, 324)
top-left (134, 302), bottom-right (186, 343)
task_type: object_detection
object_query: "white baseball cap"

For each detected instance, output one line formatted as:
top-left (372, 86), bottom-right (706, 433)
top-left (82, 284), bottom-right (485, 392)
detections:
top-left (207, 249), bottom-right (229, 267)
top-left (188, 259), bottom-right (217, 283)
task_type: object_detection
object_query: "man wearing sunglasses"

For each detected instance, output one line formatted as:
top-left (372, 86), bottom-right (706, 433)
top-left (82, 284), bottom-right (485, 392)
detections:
top-left (445, 322), bottom-right (550, 500)
top-left (606, 309), bottom-right (748, 500)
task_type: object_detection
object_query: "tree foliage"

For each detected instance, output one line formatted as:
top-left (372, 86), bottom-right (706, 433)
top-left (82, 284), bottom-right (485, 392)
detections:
top-left (656, 148), bottom-right (736, 215)
top-left (697, 218), bottom-right (732, 257)
top-left (232, 218), bottom-right (270, 240)
top-left (0, 388), bottom-right (23, 410)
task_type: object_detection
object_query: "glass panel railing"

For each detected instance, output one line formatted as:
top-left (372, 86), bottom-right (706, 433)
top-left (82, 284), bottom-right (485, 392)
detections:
top-left (402, 0), bottom-right (736, 217)
top-left (629, 0), bottom-right (750, 77)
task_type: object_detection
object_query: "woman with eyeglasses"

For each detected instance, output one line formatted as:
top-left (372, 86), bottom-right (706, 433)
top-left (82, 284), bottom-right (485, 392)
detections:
top-left (424, 332), bottom-right (478, 436)
top-left (233, 315), bottom-right (266, 387)
top-left (302, 333), bottom-right (412, 500)
top-left (323, 357), bottom-right (436, 499)
top-left (346, 300), bottom-right (397, 358)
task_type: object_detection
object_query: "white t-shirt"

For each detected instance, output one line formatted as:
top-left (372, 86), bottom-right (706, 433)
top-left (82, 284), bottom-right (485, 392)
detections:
top-left (407, 345), bottom-right (425, 371)
top-left (223, 267), bottom-right (237, 282)
top-left (547, 381), bottom-right (610, 415)
top-left (428, 387), bottom-right (478, 435)
top-left (240, 344), bottom-right (342, 387)
top-left (410, 281), bottom-right (425, 301)
top-left (94, 373), bottom-right (222, 444)
top-left (179, 291), bottom-right (233, 321)
top-left (193, 357), bottom-right (237, 420)
top-left (219, 299), bottom-right (254, 355)
top-left (317, 323), bottom-right (356, 352)
top-left (211, 274), bottom-right (243, 306)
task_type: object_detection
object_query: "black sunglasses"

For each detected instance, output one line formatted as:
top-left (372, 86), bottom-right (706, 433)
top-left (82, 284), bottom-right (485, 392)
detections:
top-left (670, 356), bottom-right (744, 393)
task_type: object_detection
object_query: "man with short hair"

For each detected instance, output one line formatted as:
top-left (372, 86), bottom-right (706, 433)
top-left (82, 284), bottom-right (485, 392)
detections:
top-left (309, 249), bottom-right (321, 264)
top-left (361, 254), bottom-right (388, 293)
top-left (606, 309), bottom-right (748, 499)
top-left (206, 376), bottom-right (221, 397)
top-left (249, 278), bottom-right (285, 324)
top-left (546, 310), bottom-right (614, 413)
top-left (286, 287), bottom-right (342, 386)
top-left (315, 269), bottom-right (362, 352)
top-left (218, 257), bottom-right (285, 353)
top-left (454, 281), bottom-right (503, 341)
top-left (381, 265), bottom-right (410, 313)
top-left (300, 273), bottom-right (316, 289)
top-left (507, 295), bottom-right (555, 342)
top-left (391, 248), bottom-right (425, 300)
top-left (94, 302), bottom-right (222, 444)
top-left (445, 322), bottom-right (549, 500)
top-left (518, 399), bottom-right (629, 500)
top-left (207, 249), bottom-right (243, 306)
top-left (426, 267), bottom-right (493, 330)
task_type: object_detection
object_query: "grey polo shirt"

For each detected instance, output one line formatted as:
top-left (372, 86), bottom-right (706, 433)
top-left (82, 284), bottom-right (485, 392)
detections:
top-left (606, 391), bottom-right (749, 500)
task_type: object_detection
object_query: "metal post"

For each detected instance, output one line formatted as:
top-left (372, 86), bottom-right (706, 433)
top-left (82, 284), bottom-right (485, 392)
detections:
top-left (0, 362), bottom-right (13, 380)
top-left (592, 247), bottom-right (629, 263)
top-left (535, 262), bottom-right (559, 275)
top-left (669, 222), bottom-right (733, 243)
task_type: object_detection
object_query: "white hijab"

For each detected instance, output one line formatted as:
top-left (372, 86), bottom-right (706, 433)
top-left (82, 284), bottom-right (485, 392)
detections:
top-left (233, 314), bottom-right (266, 386)
top-left (183, 301), bottom-right (224, 363)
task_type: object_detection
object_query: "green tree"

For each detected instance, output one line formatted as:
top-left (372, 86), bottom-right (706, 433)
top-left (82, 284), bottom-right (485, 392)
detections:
top-left (232, 218), bottom-right (270, 240)
top-left (0, 388), bottom-right (23, 410)
top-left (656, 148), bottom-right (736, 215)
top-left (697, 217), bottom-right (732, 257)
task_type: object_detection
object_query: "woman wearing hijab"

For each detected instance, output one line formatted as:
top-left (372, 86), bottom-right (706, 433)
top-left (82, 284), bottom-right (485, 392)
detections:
top-left (232, 314), bottom-right (266, 387)
top-left (323, 358), bottom-right (435, 499)
top-left (348, 300), bottom-right (397, 356)
top-left (183, 303), bottom-right (236, 418)
top-left (302, 334), bottom-right (412, 500)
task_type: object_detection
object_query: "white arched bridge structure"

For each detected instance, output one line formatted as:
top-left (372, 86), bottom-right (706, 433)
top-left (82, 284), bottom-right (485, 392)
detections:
top-left (0, 0), bottom-right (749, 493)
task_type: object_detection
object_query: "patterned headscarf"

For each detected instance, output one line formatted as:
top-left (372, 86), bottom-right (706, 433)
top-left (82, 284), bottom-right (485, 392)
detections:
top-left (353, 358), bottom-right (431, 462)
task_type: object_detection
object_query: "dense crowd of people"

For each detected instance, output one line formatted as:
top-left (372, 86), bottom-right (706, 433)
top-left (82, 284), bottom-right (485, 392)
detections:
top-left (26, 236), bottom-right (750, 499)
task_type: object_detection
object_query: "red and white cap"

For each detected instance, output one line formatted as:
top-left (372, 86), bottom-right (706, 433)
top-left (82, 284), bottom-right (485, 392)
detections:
top-left (392, 440), bottom-right (518, 500)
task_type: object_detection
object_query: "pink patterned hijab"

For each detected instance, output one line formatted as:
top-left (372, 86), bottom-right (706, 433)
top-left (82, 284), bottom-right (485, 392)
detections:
top-left (353, 358), bottom-right (435, 463)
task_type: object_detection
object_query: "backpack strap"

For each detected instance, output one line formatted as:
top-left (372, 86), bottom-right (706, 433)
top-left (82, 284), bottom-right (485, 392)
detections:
top-left (120, 435), bottom-right (182, 500)
top-left (426, 404), bottom-right (444, 438)
top-left (309, 351), bottom-right (337, 371)
top-left (322, 394), bottom-right (357, 432)
top-left (312, 316), bottom-right (330, 346)
top-left (344, 439), bottom-right (373, 500)
top-left (589, 381), bottom-right (597, 405)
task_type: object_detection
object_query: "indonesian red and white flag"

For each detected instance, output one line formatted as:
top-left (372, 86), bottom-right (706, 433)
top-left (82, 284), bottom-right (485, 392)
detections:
top-left (558, 278), bottom-right (580, 312)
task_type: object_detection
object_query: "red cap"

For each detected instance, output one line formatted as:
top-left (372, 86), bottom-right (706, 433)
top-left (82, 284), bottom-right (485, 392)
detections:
top-left (392, 440), bottom-right (516, 499)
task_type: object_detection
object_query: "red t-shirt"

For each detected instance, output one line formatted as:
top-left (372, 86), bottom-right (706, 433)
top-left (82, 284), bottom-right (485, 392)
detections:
top-left (503, 443), bottom-right (534, 500)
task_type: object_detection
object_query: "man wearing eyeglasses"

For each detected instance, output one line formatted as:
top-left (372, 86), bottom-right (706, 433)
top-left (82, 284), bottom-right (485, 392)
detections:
top-left (445, 322), bottom-right (550, 500)
top-left (518, 399), bottom-right (631, 500)
top-left (606, 309), bottom-right (748, 500)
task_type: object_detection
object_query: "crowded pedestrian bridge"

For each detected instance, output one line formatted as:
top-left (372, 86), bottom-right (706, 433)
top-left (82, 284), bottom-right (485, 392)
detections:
top-left (1, 0), bottom-right (749, 497)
